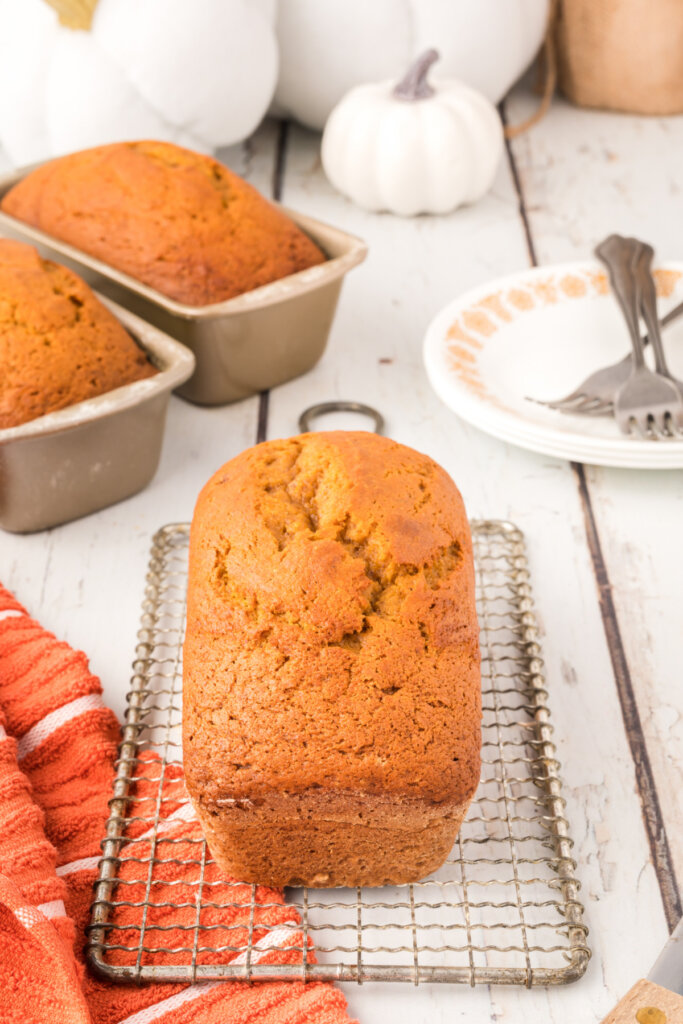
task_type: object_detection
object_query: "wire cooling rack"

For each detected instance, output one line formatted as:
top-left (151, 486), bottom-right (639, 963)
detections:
top-left (87, 520), bottom-right (590, 986)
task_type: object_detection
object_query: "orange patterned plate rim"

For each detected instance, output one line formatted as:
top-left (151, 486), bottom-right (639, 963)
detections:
top-left (423, 261), bottom-right (683, 469)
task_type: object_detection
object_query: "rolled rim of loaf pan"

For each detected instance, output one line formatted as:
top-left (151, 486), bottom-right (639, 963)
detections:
top-left (0, 163), bottom-right (368, 321)
top-left (0, 295), bottom-right (195, 441)
top-left (0, 296), bottom-right (195, 532)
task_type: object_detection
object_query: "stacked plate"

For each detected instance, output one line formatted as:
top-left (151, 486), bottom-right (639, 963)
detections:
top-left (423, 262), bottom-right (683, 469)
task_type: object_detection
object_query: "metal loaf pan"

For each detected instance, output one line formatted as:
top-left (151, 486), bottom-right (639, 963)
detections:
top-left (0, 297), bottom-right (195, 533)
top-left (0, 166), bottom-right (367, 405)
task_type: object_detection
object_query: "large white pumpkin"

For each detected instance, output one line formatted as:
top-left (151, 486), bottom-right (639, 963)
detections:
top-left (0, 0), bottom-right (278, 165)
top-left (274, 0), bottom-right (549, 131)
top-left (321, 50), bottom-right (504, 217)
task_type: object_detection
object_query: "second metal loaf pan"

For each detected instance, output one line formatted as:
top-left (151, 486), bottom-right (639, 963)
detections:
top-left (0, 165), bottom-right (367, 406)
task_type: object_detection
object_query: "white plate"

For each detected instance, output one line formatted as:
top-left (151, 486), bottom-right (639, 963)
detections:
top-left (423, 261), bottom-right (683, 469)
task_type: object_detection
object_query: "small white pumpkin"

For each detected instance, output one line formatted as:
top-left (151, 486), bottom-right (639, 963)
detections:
top-left (321, 50), bottom-right (504, 217)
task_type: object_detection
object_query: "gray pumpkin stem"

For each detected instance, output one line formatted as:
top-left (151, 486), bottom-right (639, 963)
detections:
top-left (393, 48), bottom-right (440, 101)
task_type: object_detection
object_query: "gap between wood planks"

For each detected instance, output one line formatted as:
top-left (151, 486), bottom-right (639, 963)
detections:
top-left (501, 102), bottom-right (682, 932)
top-left (252, 109), bottom-right (681, 931)
top-left (255, 120), bottom-right (289, 445)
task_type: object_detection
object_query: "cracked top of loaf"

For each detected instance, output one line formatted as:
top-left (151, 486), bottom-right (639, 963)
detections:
top-left (0, 238), bottom-right (156, 429)
top-left (1, 140), bottom-right (326, 307)
top-left (183, 431), bottom-right (481, 807)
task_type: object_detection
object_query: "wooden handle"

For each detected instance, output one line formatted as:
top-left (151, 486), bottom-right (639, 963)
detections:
top-left (601, 979), bottom-right (683, 1023)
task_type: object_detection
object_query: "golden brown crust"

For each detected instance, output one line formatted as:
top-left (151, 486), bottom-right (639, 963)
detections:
top-left (183, 432), bottom-right (481, 886)
top-left (192, 793), bottom-right (473, 888)
top-left (0, 239), bottom-right (156, 429)
top-left (1, 141), bottom-right (326, 306)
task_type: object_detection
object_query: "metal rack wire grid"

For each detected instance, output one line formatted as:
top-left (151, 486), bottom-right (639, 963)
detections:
top-left (87, 520), bottom-right (590, 986)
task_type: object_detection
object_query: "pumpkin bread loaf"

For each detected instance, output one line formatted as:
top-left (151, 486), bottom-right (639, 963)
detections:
top-left (0, 238), bottom-right (156, 429)
top-left (1, 140), bottom-right (326, 306)
top-left (183, 431), bottom-right (481, 887)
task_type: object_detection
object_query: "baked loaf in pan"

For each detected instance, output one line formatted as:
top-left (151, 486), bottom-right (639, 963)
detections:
top-left (0, 238), bottom-right (156, 429)
top-left (1, 140), bottom-right (326, 307)
top-left (183, 431), bottom-right (481, 887)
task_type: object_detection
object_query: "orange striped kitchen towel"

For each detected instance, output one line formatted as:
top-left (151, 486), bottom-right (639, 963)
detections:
top-left (0, 584), bottom-right (355, 1024)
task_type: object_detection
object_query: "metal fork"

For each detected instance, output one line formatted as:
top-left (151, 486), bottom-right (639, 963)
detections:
top-left (535, 238), bottom-right (683, 415)
top-left (615, 243), bottom-right (683, 438)
top-left (636, 243), bottom-right (683, 406)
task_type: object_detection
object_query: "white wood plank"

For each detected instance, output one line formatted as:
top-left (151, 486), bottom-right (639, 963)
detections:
top-left (264, 118), bottom-right (669, 1022)
top-left (505, 93), bottom-right (683, 265)
top-left (507, 88), bottom-right (683, 885)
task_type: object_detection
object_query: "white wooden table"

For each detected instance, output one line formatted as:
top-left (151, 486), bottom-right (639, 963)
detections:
top-left (1, 85), bottom-right (681, 1023)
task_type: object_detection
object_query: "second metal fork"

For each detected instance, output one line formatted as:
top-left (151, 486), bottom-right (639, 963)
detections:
top-left (613, 242), bottom-right (683, 438)
top-left (536, 238), bottom-right (683, 417)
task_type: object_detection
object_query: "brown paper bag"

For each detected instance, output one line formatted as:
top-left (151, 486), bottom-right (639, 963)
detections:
top-left (557, 0), bottom-right (683, 114)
